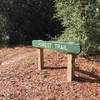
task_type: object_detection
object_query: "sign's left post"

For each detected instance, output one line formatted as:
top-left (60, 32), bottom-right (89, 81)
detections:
top-left (38, 48), bottom-right (44, 70)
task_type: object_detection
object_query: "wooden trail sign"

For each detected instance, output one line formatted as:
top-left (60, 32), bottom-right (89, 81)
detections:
top-left (32, 40), bottom-right (80, 54)
top-left (32, 40), bottom-right (81, 82)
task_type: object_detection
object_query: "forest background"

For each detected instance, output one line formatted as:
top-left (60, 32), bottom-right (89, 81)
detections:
top-left (0, 0), bottom-right (100, 54)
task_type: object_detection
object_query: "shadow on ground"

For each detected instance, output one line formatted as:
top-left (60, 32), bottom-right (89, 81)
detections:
top-left (74, 67), bottom-right (100, 83)
top-left (43, 66), bottom-right (100, 83)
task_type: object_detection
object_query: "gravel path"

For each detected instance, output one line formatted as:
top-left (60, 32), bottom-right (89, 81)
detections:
top-left (0, 46), bottom-right (100, 100)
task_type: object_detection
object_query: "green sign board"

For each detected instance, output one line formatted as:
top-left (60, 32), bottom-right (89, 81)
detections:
top-left (32, 40), bottom-right (81, 54)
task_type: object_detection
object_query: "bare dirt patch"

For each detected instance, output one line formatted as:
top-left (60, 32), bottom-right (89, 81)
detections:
top-left (0, 46), bottom-right (100, 100)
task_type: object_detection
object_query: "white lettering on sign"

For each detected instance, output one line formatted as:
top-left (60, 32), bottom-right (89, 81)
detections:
top-left (32, 40), bottom-right (80, 54)
top-left (55, 44), bottom-right (61, 48)
top-left (38, 42), bottom-right (52, 48)
top-left (55, 43), bottom-right (68, 51)
top-left (37, 42), bottom-right (69, 51)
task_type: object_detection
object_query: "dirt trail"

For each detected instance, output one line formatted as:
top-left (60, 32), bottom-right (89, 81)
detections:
top-left (0, 46), bottom-right (100, 100)
top-left (1, 50), bottom-right (37, 66)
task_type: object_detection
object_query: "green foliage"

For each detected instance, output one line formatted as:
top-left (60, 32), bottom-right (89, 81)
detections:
top-left (56, 0), bottom-right (86, 42)
top-left (55, 0), bottom-right (100, 54)
top-left (0, 15), bottom-right (10, 45)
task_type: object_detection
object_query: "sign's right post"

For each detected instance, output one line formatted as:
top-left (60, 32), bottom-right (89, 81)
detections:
top-left (67, 54), bottom-right (75, 82)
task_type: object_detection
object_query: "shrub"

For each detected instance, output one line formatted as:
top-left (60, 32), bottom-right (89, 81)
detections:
top-left (55, 0), bottom-right (100, 54)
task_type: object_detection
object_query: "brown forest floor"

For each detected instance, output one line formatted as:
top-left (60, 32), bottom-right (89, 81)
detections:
top-left (0, 46), bottom-right (100, 100)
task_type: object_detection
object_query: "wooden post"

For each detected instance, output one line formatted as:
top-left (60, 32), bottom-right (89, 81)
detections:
top-left (38, 48), bottom-right (44, 70)
top-left (67, 54), bottom-right (75, 82)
